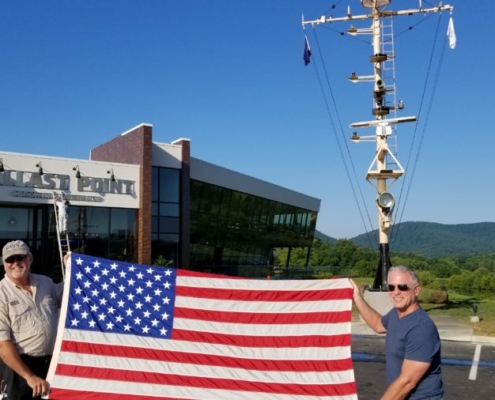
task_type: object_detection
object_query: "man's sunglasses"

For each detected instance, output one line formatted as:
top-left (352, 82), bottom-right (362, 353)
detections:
top-left (5, 255), bottom-right (28, 264)
top-left (387, 284), bottom-right (412, 292)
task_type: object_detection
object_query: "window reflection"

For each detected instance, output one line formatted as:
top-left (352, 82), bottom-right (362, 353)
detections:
top-left (190, 180), bottom-right (317, 273)
top-left (151, 167), bottom-right (181, 266)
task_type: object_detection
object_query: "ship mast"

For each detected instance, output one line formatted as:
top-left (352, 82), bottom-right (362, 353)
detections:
top-left (303, 1), bottom-right (453, 290)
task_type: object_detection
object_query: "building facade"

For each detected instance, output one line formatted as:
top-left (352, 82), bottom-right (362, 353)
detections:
top-left (0, 124), bottom-right (320, 279)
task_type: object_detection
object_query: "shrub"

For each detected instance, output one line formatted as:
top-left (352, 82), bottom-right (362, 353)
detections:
top-left (421, 289), bottom-right (449, 304)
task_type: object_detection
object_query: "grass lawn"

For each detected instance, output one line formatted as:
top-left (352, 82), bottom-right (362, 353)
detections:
top-left (352, 277), bottom-right (495, 338)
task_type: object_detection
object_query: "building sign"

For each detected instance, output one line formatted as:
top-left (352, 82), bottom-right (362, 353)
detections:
top-left (0, 169), bottom-right (137, 205)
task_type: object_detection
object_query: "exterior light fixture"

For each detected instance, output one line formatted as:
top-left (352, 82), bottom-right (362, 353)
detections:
top-left (348, 71), bottom-right (358, 82)
top-left (73, 166), bottom-right (81, 179)
top-left (107, 169), bottom-right (116, 182)
top-left (377, 191), bottom-right (395, 210)
top-left (350, 132), bottom-right (360, 142)
top-left (361, 0), bottom-right (391, 8)
top-left (0, 158), bottom-right (4, 172)
top-left (36, 162), bottom-right (44, 176)
top-left (8, 214), bottom-right (17, 226)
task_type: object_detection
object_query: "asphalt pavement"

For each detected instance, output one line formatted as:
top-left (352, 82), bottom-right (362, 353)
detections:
top-left (352, 313), bottom-right (495, 345)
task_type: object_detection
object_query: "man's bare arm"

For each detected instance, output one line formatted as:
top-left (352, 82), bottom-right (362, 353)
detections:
top-left (349, 279), bottom-right (386, 333)
top-left (380, 359), bottom-right (431, 400)
top-left (0, 340), bottom-right (49, 397)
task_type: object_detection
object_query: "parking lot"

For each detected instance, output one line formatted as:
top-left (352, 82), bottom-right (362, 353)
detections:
top-left (352, 335), bottom-right (495, 399)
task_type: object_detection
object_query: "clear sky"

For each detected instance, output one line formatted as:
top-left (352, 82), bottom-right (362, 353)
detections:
top-left (1, 0), bottom-right (493, 239)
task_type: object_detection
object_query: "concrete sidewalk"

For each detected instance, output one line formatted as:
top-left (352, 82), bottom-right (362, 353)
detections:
top-left (352, 314), bottom-right (495, 345)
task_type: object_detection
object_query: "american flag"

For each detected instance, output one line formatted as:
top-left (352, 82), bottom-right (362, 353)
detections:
top-left (46, 253), bottom-right (357, 399)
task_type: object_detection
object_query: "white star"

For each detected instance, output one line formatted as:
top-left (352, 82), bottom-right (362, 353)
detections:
top-left (115, 315), bottom-right (123, 323)
top-left (144, 295), bottom-right (152, 303)
top-left (160, 328), bottom-right (168, 336)
top-left (154, 275), bottom-right (162, 282)
top-left (162, 296), bottom-right (171, 305)
top-left (154, 288), bottom-right (162, 296)
top-left (93, 274), bottom-right (100, 282)
top-left (106, 322), bottom-right (114, 330)
top-left (142, 326), bottom-right (150, 334)
top-left (82, 296), bottom-right (90, 303)
top-left (102, 268), bottom-right (110, 276)
top-left (147, 267), bottom-right (153, 274)
top-left (89, 320), bottom-right (97, 328)
top-left (75, 272), bottom-right (83, 280)
top-left (110, 262), bottom-right (118, 270)
top-left (136, 272), bottom-right (144, 279)
top-left (145, 280), bottom-right (153, 288)
top-left (164, 269), bottom-right (173, 276)
top-left (123, 324), bottom-right (131, 331)
top-left (74, 287), bottom-right (82, 295)
top-left (163, 281), bottom-right (171, 289)
top-left (125, 308), bottom-right (133, 316)
top-left (98, 313), bottom-right (106, 321)
top-left (136, 286), bottom-right (144, 295)
top-left (161, 312), bottom-right (169, 321)
top-left (90, 304), bottom-right (99, 312)
top-left (91, 289), bottom-right (100, 297)
top-left (81, 311), bottom-right (89, 319)
top-left (84, 266), bottom-right (92, 274)
top-left (101, 282), bottom-right (109, 290)
top-left (134, 317), bottom-right (142, 325)
top-left (71, 318), bottom-right (79, 326)
top-left (99, 298), bottom-right (108, 306)
top-left (110, 277), bottom-right (117, 284)
top-left (117, 300), bottom-right (125, 307)
top-left (153, 303), bottom-right (161, 311)
top-left (107, 306), bottom-right (116, 314)
top-left (93, 260), bottom-right (101, 268)
top-left (127, 278), bottom-right (135, 286)
top-left (118, 285), bottom-right (126, 292)
top-left (135, 301), bottom-right (143, 310)
top-left (119, 271), bottom-right (127, 278)
top-left (151, 318), bottom-right (159, 327)
top-left (83, 280), bottom-right (92, 288)
top-left (143, 310), bottom-right (151, 318)
top-left (73, 302), bottom-right (81, 311)
top-left (76, 257), bottom-right (84, 265)
top-left (129, 265), bottom-right (136, 272)
top-left (127, 293), bottom-right (135, 301)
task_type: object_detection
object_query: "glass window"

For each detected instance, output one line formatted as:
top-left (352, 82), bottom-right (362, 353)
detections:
top-left (160, 203), bottom-right (179, 217)
top-left (152, 167), bottom-right (159, 202)
top-left (159, 217), bottom-right (179, 233)
top-left (189, 180), bottom-right (316, 273)
top-left (159, 169), bottom-right (180, 203)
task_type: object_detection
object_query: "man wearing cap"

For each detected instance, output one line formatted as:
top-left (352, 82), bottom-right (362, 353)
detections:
top-left (0, 240), bottom-right (64, 399)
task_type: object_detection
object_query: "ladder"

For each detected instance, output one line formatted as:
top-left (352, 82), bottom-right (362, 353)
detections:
top-left (380, 15), bottom-right (399, 166)
top-left (53, 192), bottom-right (70, 280)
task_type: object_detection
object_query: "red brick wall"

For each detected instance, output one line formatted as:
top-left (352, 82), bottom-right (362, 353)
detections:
top-left (91, 124), bottom-right (153, 265)
top-left (174, 139), bottom-right (191, 269)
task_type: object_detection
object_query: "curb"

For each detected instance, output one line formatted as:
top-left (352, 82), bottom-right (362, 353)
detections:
top-left (472, 335), bottom-right (495, 345)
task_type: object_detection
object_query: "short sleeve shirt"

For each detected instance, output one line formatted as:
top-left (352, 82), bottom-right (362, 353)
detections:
top-left (382, 307), bottom-right (443, 399)
top-left (0, 274), bottom-right (63, 356)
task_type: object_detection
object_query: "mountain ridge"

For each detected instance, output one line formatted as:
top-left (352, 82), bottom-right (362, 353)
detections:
top-left (316, 221), bottom-right (495, 258)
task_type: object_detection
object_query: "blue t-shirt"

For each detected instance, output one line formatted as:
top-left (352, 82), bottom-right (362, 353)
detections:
top-left (381, 307), bottom-right (443, 399)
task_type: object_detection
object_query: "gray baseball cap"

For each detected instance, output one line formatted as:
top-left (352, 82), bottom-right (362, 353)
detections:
top-left (2, 240), bottom-right (31, 262)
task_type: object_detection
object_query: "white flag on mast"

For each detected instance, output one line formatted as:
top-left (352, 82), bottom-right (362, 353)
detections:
top-left (447, 16), bottom-right (456, 49)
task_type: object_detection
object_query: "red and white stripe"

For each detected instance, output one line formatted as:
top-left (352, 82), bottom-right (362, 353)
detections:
top-left (46, 269), bottom-right (357, 399)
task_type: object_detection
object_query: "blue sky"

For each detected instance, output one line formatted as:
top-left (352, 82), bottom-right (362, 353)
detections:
top-left (1, 0), bottom-right (493, 239)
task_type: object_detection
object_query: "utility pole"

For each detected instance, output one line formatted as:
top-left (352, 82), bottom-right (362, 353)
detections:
top-left (303, 1), bottom-right (453, 290)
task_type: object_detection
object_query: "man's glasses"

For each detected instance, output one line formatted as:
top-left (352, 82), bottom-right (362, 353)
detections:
top-left (5, 255), bottom-right (28, 264)
top-left (387, 284), bottom-right (412, 292)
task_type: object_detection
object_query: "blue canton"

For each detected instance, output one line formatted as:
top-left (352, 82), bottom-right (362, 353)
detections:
top-left (66, 254), bottom-right (177, 339)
